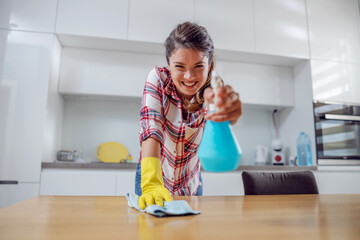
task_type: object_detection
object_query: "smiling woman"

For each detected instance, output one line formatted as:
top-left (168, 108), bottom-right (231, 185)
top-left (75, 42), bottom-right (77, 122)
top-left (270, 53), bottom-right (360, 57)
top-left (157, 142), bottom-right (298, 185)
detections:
top-left (135, 21), bottom-right (243, 210)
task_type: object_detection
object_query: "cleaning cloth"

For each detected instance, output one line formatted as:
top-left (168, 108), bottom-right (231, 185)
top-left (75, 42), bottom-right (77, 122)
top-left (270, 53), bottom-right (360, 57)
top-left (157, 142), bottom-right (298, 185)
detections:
top-left (126, 192), bottom-right (201, 217)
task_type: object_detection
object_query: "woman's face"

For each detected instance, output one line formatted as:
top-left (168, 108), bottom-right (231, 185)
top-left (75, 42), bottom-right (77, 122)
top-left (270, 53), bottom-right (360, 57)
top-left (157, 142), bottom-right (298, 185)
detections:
top-left (168, 47), bottom-right (210, 100)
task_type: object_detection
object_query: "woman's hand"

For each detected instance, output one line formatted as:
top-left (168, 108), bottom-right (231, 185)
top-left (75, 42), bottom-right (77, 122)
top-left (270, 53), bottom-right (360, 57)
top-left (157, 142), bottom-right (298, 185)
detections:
top-left (204, 85), bottom-right (242, 125)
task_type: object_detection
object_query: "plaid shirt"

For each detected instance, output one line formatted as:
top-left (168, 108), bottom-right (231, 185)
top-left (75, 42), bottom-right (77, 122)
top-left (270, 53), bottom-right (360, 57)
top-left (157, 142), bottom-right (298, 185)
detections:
top-left (139, 66), bottom-right (206, 196)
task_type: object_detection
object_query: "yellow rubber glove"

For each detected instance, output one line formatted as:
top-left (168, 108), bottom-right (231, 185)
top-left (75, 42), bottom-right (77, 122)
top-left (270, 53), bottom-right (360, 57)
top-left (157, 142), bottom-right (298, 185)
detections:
top-left (138, 157), bottom-right (173, 209)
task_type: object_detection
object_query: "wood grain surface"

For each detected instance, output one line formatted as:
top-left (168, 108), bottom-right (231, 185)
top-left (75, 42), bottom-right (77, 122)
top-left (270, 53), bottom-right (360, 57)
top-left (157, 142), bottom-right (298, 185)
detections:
top-left (0, 194), bottom-right (359, 240)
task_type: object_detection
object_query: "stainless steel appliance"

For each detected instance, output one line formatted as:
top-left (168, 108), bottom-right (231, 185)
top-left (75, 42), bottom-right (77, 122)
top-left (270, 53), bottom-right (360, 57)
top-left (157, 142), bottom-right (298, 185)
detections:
top-left (313, 101), bottom-right (360, 165)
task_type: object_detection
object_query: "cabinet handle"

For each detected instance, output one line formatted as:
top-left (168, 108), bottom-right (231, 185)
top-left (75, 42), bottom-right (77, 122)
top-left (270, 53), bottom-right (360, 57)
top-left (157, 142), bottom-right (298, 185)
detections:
top-left (0, 181), bottom-right (18, 185)
top-left (324, 114), bottom-right (360, 122)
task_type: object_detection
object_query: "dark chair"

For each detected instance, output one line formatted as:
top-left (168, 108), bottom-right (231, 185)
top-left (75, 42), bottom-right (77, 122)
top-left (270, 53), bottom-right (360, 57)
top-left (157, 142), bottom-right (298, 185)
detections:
top-left (241, 171), bottom-right (319, 195)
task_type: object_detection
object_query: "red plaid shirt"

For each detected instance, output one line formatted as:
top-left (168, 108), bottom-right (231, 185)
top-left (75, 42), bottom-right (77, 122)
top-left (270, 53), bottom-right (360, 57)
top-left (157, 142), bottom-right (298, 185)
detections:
top-left (139, 66), bottom-right (206, 196)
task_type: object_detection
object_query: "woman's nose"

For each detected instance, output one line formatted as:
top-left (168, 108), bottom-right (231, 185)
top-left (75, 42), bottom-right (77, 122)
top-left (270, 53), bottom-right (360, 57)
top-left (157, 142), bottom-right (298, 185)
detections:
top-left (184, 70), bottom-right (195, 80)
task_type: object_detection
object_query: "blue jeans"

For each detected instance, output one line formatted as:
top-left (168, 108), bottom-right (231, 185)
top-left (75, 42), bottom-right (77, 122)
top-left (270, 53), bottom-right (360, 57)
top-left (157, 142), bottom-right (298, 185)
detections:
top-left (135, 162), bottom-right (203, 196)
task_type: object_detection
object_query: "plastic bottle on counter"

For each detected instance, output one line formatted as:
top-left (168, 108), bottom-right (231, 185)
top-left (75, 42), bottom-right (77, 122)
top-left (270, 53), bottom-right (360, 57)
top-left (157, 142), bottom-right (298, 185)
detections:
top-left (296, 132), bottom-right (312, 166)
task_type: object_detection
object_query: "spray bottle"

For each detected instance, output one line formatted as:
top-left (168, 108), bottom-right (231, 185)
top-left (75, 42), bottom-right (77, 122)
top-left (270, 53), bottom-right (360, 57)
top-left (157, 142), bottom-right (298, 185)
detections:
top-left (198, 71), bottom-right (242, 172)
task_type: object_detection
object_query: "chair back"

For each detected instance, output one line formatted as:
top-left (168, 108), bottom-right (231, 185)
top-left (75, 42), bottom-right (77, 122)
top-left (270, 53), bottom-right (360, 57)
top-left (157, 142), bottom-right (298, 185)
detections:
top-left (242, 171), bottom-right (319, 195)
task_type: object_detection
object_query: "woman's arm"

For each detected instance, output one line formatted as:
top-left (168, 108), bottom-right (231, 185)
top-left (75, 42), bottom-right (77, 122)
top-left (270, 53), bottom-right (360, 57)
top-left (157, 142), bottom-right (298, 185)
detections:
top-left (141, 137), bottom-right (161, 159)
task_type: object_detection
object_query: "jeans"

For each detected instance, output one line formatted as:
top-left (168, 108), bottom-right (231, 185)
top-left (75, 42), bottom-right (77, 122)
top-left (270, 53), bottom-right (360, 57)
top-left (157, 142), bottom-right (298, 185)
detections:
top-left (135, 162), bottom-right (203, 196)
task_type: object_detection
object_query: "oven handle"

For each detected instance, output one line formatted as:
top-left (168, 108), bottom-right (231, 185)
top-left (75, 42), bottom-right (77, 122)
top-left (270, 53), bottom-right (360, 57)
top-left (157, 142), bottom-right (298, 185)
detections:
top-left (324, 114), bottom-right (360, 121)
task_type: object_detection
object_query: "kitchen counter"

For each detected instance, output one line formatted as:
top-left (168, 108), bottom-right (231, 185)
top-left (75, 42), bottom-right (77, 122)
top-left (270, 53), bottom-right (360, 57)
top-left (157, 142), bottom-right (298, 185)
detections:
top-left (1, 194), bottom-right (359, 239)
top-left (42, 162), bottom-right (317, 171)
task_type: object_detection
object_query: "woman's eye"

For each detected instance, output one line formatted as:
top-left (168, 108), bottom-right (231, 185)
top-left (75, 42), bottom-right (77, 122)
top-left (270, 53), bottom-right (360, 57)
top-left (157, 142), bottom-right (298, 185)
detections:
top-left (175, 65), bottom-right (184, 68)
top-left (195, 65), bottom-right (204, 69)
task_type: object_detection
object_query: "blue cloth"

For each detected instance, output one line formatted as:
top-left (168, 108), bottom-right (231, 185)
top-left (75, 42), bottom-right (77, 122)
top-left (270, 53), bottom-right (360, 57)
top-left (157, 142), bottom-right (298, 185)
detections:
top-left (126, 192), bottom-right (201, 217)
top-left (135, 163), bottom-right (203, 196)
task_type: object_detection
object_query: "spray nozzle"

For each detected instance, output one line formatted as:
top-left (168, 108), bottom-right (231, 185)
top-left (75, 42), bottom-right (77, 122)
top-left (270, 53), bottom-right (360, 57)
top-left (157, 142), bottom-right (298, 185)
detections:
top-left (209, 71), bottom-right (222, 113)
top-left (211, 70), bottom-right (222, 90)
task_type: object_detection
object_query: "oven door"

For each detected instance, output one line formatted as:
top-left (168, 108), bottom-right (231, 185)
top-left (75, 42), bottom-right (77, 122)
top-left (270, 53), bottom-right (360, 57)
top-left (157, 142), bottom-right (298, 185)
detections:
top-left (314, 102), bottom-right (360, 165)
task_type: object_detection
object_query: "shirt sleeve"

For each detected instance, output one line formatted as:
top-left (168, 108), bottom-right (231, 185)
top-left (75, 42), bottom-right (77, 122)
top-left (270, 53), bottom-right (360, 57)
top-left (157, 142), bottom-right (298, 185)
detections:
top-left (139, 67), bottom-right (165, 145)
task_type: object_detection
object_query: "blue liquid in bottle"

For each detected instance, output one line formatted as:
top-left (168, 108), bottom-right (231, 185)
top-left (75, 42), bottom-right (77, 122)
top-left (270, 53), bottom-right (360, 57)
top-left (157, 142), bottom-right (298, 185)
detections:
top-left (198, 119), bottom-right (242, 172)
top-left (198, 71), bottom-right (242, 172)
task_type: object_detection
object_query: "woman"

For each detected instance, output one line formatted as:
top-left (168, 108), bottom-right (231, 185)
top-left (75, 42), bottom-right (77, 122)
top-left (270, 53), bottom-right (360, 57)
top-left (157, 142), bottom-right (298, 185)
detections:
top-left (136, 22), bottom-right (242, 209)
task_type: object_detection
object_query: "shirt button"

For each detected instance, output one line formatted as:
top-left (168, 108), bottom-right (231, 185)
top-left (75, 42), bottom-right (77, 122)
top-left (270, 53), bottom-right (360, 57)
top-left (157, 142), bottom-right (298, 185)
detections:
top-left (178, 120), bottom-right (181, 124)
top-left (174, 150), bottom-right (176, 154)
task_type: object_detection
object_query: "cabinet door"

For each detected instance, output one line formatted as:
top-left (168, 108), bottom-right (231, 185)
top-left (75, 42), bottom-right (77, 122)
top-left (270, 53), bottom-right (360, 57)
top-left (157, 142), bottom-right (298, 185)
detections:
top-left (0, 0), bottom-right (57, 33)
top-left (311, 60), bottom-right (360, 104)
top-left (254, 0), bottom-right (309, 59)
top-left (307, 0), bottom-right (360, 64)
top-left (58, 47), bottom-right (166, 97)
top-left (40, 170), bottom-right (117, 196)
top-left (202, 172), bottom-right (244, 196)
top-left (56, 0), bottom-right (129, 39)
top-left (128, 0), bottom-right (194, 43)
top-left (217, 60), bottom-right (294, 107)
top-left (314, 171), bottom-right (360, 194)
top-left (115, 171), bottom-right (136, 196)
top-left (0, 183), bottom-right (39, 209)
top-left (195, 0), bottom-right (254, 52)
top-left (0, 30), bottom-right (54, 182)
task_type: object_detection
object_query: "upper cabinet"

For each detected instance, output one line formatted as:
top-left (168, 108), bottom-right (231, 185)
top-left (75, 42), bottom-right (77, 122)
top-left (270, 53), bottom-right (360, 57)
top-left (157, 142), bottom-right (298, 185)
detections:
top-left (254, 0), bottom-right (309, 59)
top-left (195, 0), bottom-right (255, 53)
top-left (311, 60), bottom-right (360, 104)
top-left (58, 47), bottom-right (166, 98)
top-left (56, 0), bottom-right (129, 39)
top-left (0, 0), bottom-right (58, 33)
top-left (307, 0), bottom-right (360, 64)
top-left (0, 30), bottom-right (54, 182)
top-left (128, 0), bottom-right (194, 43)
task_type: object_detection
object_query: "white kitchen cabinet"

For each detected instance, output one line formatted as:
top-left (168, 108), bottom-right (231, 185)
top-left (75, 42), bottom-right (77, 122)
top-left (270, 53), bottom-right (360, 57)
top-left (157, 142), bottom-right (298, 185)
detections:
top-left (254, 0), bottom-right (309, 59)
top-left (203, 169), bottom-right (360, 196)
top-left (0, 183), bottom-right (39, 209)
top-left (311, 60), bottom-right (360, 104)
top-left (116, 170), bottom-right (136, 196)
top-left (58, 47), bottom-right (166, 97)
top-left (202, 172), bottom-right (244, 196)
top-left (314, 167), bottom-right (360, 194)
top-left (40, 169), bottom-right (136, 196)
top-left (40, 169), bottom-right (117, 196)
top-left (307, 0), bottom-right (360, 64)
top-left (195, 0), bottom-right (254, 52)
top-left (128, 0), bottom-right (194, 43)
top-left (0, 0), bottom-right (57, 33)
top-left (56, 0), bottom-right (129, 39)
top-left (217, 60), bottom-right (295, 107)
top-left (0, 30), bottom-right (54, 183)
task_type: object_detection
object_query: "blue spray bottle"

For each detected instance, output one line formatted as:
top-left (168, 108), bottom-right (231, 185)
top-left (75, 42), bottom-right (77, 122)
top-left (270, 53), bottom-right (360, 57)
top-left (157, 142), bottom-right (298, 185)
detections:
top-left (198, 71), bottom-right (242, 172)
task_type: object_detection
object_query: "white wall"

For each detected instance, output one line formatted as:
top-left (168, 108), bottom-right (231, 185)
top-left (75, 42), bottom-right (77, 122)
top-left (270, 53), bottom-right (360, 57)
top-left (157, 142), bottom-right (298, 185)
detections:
top-left (61, 97), bottom-right (142, 163)
top-left (278, 60), bottom-right (316, 164)
top-left (60, 97), bottom-right (274, 165)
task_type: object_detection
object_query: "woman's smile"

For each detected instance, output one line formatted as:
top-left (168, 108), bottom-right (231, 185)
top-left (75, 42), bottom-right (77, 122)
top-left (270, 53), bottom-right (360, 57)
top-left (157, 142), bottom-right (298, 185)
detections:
top-left (182, 81), bottom-right (198, 87)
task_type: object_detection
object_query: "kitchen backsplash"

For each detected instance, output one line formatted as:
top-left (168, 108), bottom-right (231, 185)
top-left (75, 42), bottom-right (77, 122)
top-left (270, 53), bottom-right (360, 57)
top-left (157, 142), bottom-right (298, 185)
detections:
top-left (55, 97), bottom-right (274, 165)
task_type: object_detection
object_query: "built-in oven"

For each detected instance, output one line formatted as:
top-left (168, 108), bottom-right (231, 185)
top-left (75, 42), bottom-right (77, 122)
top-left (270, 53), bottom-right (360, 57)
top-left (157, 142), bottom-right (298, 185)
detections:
top-left (313, 101), bottom-right (360, 165)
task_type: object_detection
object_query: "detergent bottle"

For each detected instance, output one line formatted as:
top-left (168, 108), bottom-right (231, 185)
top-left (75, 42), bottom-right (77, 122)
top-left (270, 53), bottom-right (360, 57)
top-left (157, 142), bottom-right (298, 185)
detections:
top-left (198, 71), bottom-right (242, 172)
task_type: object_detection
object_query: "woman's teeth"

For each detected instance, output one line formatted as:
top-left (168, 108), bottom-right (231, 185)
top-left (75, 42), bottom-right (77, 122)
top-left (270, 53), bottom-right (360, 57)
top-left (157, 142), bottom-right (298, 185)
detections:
top-left (183, 82), bottom-right (196, 87)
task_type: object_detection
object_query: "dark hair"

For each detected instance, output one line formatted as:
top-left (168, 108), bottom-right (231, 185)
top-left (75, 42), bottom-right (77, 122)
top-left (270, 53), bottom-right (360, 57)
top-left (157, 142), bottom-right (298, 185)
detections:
top-left (165, 22), bottom-right (220, 113)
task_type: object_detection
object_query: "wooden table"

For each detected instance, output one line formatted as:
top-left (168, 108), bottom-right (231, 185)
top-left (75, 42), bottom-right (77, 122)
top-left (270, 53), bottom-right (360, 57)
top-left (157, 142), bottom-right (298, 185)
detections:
top-left (0, 194), bottom-right (359, 240)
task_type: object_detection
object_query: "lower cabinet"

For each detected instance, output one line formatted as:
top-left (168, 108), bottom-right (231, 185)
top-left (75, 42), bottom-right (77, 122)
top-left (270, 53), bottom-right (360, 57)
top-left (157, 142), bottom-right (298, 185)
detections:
top-left (39, 168), bottom-right (360, 196)
top-left (314, 168), bottom-right (360, 194)
top-left (202, 172), bottom-right (244, 196)
top-left (202, 169), bottom-right (360, 196)
top-left (0, 183), bottom-right (39, 209)
top-left (40, 169), bottom-right (136, 196)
